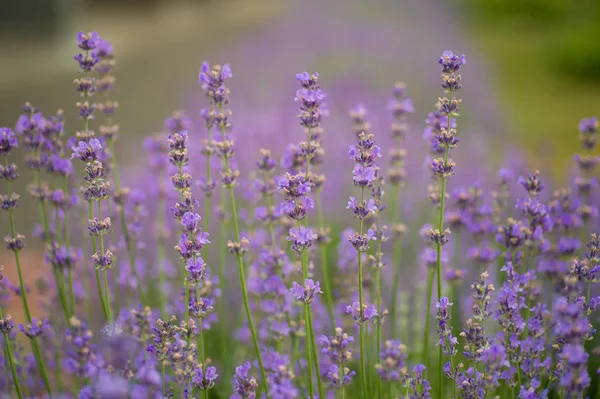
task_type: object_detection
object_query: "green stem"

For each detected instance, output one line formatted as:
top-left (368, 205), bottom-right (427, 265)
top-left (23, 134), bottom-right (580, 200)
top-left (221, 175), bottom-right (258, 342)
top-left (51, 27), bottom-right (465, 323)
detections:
top-left (89, 201), bottom-right (109, 321)
top-left (2, 332), bottom-right (23, 399)
top-left (390, 183), bottom-right (402, 339)
top-left (299, 241), bottom-right (314, 397)
top-left (315, 191), bottom-right (335, 331)
top-left (307, 302), bottom-right (324, 399)
top-left (375, 212), bottom-right (383, 399)
top-left (106, 198), bottom-right (120, 314)
top-left (97, 201), bottom-right (112, 323)
top-left (36, 187), bottom-right (70, 321)
top-left (30, 337), bottom-right (53, 397)
top-left (230, 188), bottom-right (269, 396)
top-left (162, 362), bottom-right (166, 397)
top-left (217, 103), bottom-right (269, 397)
top-left (422, 268), bottom-right (435, 365)
top-left (156, 169), bottom-right (168, 318)
top-left (356, 186), bottom-right (368, 397)
top-left (436, 92), bottom-right (452, 399)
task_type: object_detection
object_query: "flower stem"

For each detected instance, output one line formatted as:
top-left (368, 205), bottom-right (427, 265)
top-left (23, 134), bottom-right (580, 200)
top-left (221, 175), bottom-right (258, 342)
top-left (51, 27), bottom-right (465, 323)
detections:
top-left (315, 190), bottom-right (335, 331)
top-left (89, 201), bottom-right (109, 321)
top-left (390, 183), bottom-right (402, 339)
top-left (422, 268), bottom-right (435, 364)
top-left (216, 103), bottom-right (269, 397)
top-left (375, 210), bottom-right (383, 398)
top-left (156, 169), bottom-right (168, 318)
top-left (97, 201), bottom-right (112, 323)
top-left (358, 188), bottom-right (368, 398)
top-left (436, 89), bottom-right (453, 399)
top-left (2, 332), bottom-right (23, 399)
top-left (229, 187), bottom-right (269, 396)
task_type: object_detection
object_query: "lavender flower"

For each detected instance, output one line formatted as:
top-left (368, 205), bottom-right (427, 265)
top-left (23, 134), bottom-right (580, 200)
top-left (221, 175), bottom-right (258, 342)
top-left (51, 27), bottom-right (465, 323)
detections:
top-left (375, 340), bottom-right (407, 381)
top-left (325, 364), bottom-right (356, 388)
top-left (320, 327), bottom-right (354, 364)
top-left (435, 297), bottom-right (457, 357)
top-left (286, 225), bottom-right (317, 252)
top-left (192, 365), bottom-right (218, 390)
top-left (345, 302), bottom-right (377, 325)
top-left (231, 361), bottom-right (258, 399)
top-left (290, 279), bottom-right (322, 304)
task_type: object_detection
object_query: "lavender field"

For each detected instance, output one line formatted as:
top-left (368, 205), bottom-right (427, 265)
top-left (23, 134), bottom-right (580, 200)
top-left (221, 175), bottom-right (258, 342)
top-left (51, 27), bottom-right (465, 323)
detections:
top-left (1, 1), bottom-right (600, 398)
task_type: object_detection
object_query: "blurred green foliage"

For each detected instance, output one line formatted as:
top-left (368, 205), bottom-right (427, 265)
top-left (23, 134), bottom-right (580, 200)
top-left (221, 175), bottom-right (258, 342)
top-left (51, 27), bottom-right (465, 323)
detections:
top-left (462, 0), bottom-right (600, 82)
top-left (460, 0), bottom-right (600, 179)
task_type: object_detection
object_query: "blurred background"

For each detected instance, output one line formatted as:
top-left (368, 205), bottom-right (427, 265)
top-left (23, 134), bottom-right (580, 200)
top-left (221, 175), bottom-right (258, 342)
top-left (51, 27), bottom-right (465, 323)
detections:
top-left (1, 0), bottom-right (599, 174)
top-left (1, 0), bottom-right (600, 307)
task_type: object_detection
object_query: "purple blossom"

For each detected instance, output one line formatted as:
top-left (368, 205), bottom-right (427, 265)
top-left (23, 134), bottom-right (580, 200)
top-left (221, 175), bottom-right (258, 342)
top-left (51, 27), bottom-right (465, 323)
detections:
top-left (192, 365), bottom-right (218, 390)
top-left (71, 138), bottom-right (102, 162)
top-left (375, 340), bottom-right (407, 381)
top-left (0, 127), bottom-right (18, 156)
top-left (435, 297), bottom-right (457, 357)
top-left (290, 279), bottom-right (322, 304)
top-left (345, 301), bottom-right (377, 325)
top-left (325, 364), bottom-right (355, 388)
top-left (231, 361), bottom-right (258, 399)
top-left (286, 226), bottom-right (317, 252)
top-left (320, 327), bottom-right (354, 364)
top-left (438, 50), bottom-right (466, 73)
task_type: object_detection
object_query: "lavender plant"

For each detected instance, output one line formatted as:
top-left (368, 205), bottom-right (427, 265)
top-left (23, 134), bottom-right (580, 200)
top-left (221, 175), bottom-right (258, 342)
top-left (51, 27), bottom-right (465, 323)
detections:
top-left (3, 33), bottom-right (600, 399)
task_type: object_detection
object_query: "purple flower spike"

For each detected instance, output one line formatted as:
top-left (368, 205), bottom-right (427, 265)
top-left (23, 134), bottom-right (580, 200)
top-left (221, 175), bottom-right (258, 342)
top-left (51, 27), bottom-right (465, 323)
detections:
top-left (345, 301), bottom-right (377, 325)
top-left (286, 225), bottom-right (317, 252)
top-left (438, 50), bottom-right (466, 73)
top-left (0, 127), bottom-right (18, 156)
top-left (290, 279), bottom-right (323, 304)
top-left (71, 138), bottom-right (102, 162)
top-left (192, 365), bottom-right (218, 390)
top-left (231, 361), bottom-right (258, 399)
top-left (76, 31), bottom-right (99, 50)
top-left (375, 340), bottom-right (407, 381)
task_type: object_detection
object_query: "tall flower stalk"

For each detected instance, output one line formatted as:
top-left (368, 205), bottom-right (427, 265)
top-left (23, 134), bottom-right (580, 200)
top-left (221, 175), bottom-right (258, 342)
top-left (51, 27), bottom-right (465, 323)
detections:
top-left (429, 50), bottom-right (465, 397)
top-left (95, 36), bottom-right (145, 308)
top-left (574, 117), bottom-right (599, 256)
top-left (199, 61), bottom-right (269, 396)
top-left (0, 311), bottom-right (23, 399)
top-left (385, 83), bottom-right (414, 339)
top-left (1, 126), bottom-right (53, 396)
top-left (167, 128), bottom-right (216, 397)
top-left (347, 131), bottom-right (381, 397)
top-left (276, 71), bottom-right (327, 398)
top-left (72, 32), bottom-right (113, 323)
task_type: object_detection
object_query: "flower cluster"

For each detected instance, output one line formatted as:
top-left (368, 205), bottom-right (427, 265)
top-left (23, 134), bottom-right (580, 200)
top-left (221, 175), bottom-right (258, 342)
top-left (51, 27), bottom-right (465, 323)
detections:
top-left (3, 36), bottom-right (600, 399)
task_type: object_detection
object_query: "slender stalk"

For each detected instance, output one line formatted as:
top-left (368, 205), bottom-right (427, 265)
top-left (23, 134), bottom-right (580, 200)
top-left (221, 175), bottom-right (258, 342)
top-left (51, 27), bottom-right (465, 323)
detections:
top-left (162, 362), bottom-right (166, 397)
top-left (375, 212), bottom-right (383, 399)
top-left (422, 268), bottom-right (435, 364)
top-left (156, 184), bottom-right (167, 317)
top-left (2, 331), bottom-right (23, 398)
top-left (303, 303), bottom-right (314, 398)
top-left (436, 90), bottom-right (453, 399)
top-left (106, 198), bottom-right (120, 313)
top-left (358, 187), bottom-right (368, 398)
top-left (230, 188), bottom-right (269, 395)
top-left (315, 190), bottom-right (335, 331)
top-left (216, 104), bottom-right (269, 396)
top-left (390, 183), bottom-right (402, 338)
top-left (97, 201), bottom-right (112, 322)
top-left (6, 177), bottom-right (52, 396)
top-left (63, 177), bottom-right (75, 315)
top-left (89, 201), bottom-right (109, 321)
top-left (33, 170), bottom-right (70, 321)
top-left (307, 305), bottom-right (324, 399)
top-left (30, 338), bottom-right (52, 397)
